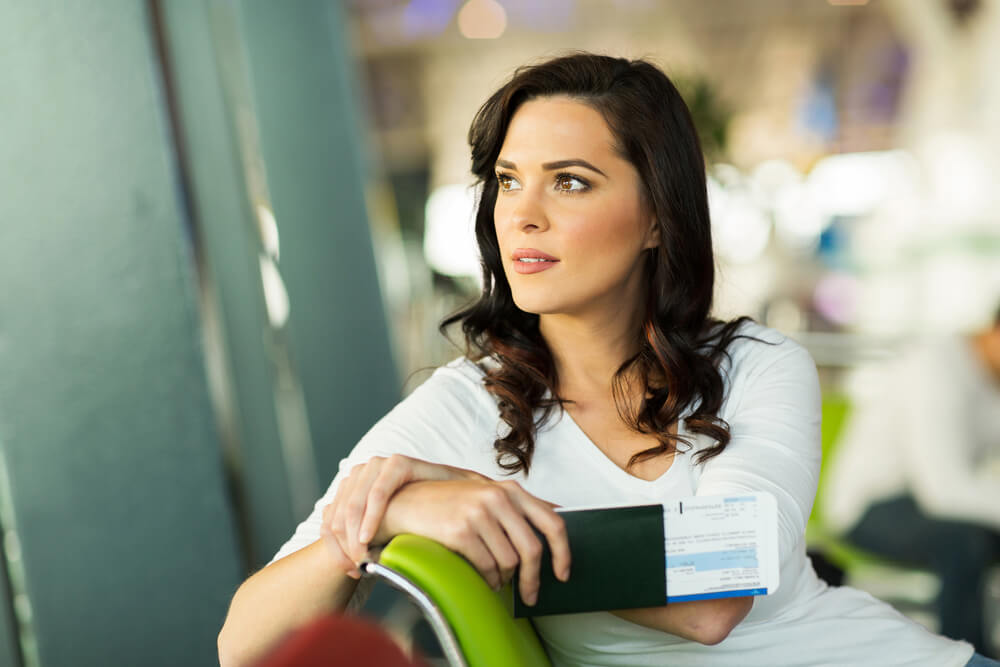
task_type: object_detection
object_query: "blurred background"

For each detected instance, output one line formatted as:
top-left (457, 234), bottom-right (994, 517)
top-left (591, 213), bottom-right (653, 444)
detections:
top-left (1, 0), bottom-right (999, 664)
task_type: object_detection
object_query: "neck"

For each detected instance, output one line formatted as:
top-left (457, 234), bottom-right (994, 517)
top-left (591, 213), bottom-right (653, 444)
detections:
top-left (540, 302), bottom-right (646, 399)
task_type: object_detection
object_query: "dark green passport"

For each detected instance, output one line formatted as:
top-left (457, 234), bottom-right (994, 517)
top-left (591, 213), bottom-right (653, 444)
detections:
top-left (512, 504), bottom-right (666, 617)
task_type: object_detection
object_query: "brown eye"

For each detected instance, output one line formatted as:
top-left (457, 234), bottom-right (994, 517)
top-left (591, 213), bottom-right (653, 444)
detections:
top-left (555, 174), bottom-right (588, 192)
top-left (497, 174), bottom-right (520, 191)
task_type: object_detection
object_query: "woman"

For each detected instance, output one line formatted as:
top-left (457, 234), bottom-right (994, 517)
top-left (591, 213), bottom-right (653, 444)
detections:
top-left (218, 53), bottom-right (988, 666)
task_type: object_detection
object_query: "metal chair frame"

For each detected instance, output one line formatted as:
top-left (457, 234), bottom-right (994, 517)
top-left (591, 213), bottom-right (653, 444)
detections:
top-left (362, 560), bottom-right (468, 667)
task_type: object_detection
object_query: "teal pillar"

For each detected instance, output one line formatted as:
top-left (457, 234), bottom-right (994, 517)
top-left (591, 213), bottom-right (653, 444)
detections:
top-left (0, 2), bottom-right (242, 664)
top-left (235, 1), bottom-right (402, 494)
top-left (160, 0), bottom-right (401, 568)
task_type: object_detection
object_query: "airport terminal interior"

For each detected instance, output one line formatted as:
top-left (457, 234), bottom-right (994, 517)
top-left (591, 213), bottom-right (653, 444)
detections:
top-left (1, 1), bottom-right (998, 664)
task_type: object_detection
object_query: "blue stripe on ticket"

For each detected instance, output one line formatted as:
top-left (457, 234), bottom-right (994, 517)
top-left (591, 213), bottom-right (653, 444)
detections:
top-left (667, 588), bottom-right (768, 603)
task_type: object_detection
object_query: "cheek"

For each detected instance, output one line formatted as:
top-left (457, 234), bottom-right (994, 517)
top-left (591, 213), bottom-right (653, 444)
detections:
top-left (567, 203), bottom-right (646, 256)
top-left (493, 199), bottom-right (515, 239)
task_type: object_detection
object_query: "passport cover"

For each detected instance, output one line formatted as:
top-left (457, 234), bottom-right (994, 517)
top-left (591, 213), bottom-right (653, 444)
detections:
top-left (512, 504), bottom-right (666, 617)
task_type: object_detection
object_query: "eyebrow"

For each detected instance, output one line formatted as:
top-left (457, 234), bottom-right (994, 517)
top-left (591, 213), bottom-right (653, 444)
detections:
top-left (495, 158), bottom-right (608, 178)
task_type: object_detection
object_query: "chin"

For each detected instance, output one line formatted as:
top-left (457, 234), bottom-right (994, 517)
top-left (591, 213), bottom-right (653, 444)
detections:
top-left (510, 290), bottom-right (575, 316)
top-left (510, 291), bottom-right (554, 315)
top-left (511, 299), bottom-right (549, 316)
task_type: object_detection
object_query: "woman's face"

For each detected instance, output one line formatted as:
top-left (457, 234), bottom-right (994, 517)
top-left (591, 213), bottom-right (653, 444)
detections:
top-left (493, 96), bottom-right (659, 320)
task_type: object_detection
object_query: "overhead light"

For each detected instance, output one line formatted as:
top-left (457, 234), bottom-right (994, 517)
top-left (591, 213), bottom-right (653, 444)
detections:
top-left (458, 0), bottom-right (507, 39)
top-left (709, 183), bottom-right (771, 264)
top-left (423, 184), bottom-right (481, 279)
top-left (806, 150), bottom-right (917, 218)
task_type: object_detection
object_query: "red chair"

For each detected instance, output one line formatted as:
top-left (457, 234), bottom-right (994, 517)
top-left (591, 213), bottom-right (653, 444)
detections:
top-left (257, 613), bottom-right (428, 667)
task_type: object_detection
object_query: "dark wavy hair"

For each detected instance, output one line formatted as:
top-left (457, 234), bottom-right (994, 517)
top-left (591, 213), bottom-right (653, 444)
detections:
top-left (441, 53), bottom-right (755, 474)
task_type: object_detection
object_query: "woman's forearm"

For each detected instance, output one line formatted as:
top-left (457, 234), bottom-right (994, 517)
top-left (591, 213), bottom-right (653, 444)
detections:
top-left (612, 596), bottom-right (753, 645)
top-left (217, 540), bottom-right (358, 667)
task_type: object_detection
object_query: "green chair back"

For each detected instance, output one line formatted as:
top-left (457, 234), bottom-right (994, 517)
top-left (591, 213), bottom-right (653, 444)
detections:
top-left (379, 534), bottom-right (552, 667)
top-left (808, 394), bottom-right (855, 550)
top-left (812, 394), bottom-right (853, 528)
top-left (809, 395), bottom-right (917, 569)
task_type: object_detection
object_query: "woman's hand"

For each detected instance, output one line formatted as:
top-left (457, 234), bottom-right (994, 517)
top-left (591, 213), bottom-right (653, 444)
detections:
top-left (322, 455), bottom-right (486, 575)
top-left (380, 479), bottom-right (571, 606)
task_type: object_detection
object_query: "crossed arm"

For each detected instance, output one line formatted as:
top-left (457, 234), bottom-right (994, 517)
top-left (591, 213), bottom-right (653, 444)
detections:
top-left (218, 454), bottom-right (752, 666)
top-left (324, 455), bottom-right (751, 645)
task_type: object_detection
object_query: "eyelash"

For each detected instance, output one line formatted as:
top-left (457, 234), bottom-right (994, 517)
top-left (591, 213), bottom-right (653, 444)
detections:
top-left (495, 172), bottom-right (591, 194)
top-left (555, 172), bottom-right (591, 193)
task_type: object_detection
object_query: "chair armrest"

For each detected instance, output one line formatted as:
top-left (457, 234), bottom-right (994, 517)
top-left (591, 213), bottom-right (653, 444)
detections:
top-left (367, 534), bottom-right (551, 667)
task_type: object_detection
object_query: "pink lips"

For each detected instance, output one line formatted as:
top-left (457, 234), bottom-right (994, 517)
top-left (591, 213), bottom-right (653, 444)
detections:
top-left (511, 248), bottom-right (559, 274)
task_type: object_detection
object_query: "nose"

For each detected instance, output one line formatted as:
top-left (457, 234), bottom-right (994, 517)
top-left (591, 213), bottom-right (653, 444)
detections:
top-left (507, 189), bottom-right (549, 233)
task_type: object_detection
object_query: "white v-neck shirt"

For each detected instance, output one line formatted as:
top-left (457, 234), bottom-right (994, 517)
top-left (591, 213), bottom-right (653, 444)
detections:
top-left (272, 322), bottom-right (972, 666)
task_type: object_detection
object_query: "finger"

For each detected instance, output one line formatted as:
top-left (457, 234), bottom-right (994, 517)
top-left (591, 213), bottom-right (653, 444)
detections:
top-left (358, 457), bottom-right (416, 545)
top-left (460, 537), bottom-right (503, 592)
top-left (321, 501), bottom-right (335, 533)
top-left (523, 501), bottom-right (571, 582)
top-left (488, 492), bottom-right (545, 605)
top-left (320, 529), bottom-right (362, 578)
top-left (469, 504), bottom-right (521, 589)
top-left (328, 466), bottom-right (360, 534)
top-left (343, 461), bottom-right (387, 562)
top-left (357, 457), bottom-right (487, 545)
top-left (329, 469), bottom-right (365, 561)
top-left (505, 482), bottom-right (571, 582)
top-left (328, 463), bottom-right (364, 533)
top-left (442, 522), bottom-right (502, 591)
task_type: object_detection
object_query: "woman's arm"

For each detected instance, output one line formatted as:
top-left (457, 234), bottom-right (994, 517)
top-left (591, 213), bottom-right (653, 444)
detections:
top-left (370, 476), bottom-right (745, 639)
top-left (217, 540), bottom-right (357, 667)
top-left (610, 333), bottom-right (819, 644)
top-left (219, 466), bottom-right (571, 665)
top-left (696, 336), bottom-right (822, 570)
top-left (217, 456), bottom-right (485, 666)
top-left (613, 597), bottom-right (753, 645)
top-left (217, 362), bottom-right (510, 664)
top-left (375, 479), bottom-right (571, 603)
top-left (326, 454), bottom-right (490, 567)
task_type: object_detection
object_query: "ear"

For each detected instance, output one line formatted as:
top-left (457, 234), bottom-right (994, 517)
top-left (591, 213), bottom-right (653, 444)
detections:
top-left (644, 217), bottom-right (660, 250)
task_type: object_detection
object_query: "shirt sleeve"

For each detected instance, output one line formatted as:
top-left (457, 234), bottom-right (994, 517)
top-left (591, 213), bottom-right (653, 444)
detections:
top-left (694, 334), bottom-right (822, 568)
top-left (269, 361), bottom-right (495, 564)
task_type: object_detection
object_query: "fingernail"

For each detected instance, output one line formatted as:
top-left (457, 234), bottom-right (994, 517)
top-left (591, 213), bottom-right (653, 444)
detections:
top-left (560, 567), bottom-right (571, 581)
top-left (526, 591), bottom-right (537, 606)
top-left (358, 529), bottom-right (371, 543)
top-left (348, 569), bottom-right (361, 579)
